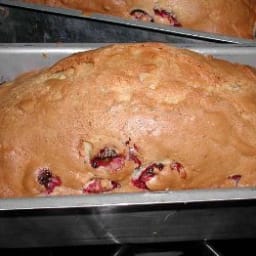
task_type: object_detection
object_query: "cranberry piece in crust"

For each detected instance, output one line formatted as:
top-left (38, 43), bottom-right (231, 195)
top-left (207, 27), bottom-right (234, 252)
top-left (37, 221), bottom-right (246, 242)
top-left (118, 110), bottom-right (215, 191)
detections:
top-left (83, 178), bottom-right (120, 194)
top-left (37, 168), bottom-right (61, 194)
top-left (153, 8), bottom-right (181, 27)
top-left (170, 161), bottom-right (186, 178)
top-left (132, 163), bottom-right (164, 190)
top-left (228, 174), bottom-right (242, 186)
top-left (90, 147), bottom-right (125, 171)
top-left (130, 9), bottom-right (154, 23)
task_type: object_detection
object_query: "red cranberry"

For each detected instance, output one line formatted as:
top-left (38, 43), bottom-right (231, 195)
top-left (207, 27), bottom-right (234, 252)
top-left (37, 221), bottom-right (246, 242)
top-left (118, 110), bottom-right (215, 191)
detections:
top-left (132, 163), bottom-right (164, 189)
top-left (130, 9), bottom-right (154, 22)
top-left (83, 178), bottom-right (120, 194)
top-left (37, 168), bottom-right (61, 194)
top-left (228, 174), bottom-right (242, 186)
top-left (90, 147), bottom-right (125, 171)
top-left (170, 161), bottom-right (186, 178)
top-left (153, 8), bottom-right (181, 27)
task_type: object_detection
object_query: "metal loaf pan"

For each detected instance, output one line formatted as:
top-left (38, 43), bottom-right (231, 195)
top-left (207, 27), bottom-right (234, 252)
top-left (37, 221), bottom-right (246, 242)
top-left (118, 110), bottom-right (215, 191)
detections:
top-left (1, 44), bottom-right (256, 248)
top-left (0, 0), bottom-right (255, 44)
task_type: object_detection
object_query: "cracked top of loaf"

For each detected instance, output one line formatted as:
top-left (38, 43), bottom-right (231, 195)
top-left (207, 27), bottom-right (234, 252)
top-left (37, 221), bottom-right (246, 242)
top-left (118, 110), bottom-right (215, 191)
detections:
top-left (1, 43), bottom-right (256, 198)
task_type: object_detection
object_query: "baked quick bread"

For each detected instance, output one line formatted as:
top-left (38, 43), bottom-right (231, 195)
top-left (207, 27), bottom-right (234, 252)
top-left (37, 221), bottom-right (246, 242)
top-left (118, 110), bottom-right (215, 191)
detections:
top-left (24, 0), bottom-right (256, 39)
top-left (1, 43), bottom-right (256, 198)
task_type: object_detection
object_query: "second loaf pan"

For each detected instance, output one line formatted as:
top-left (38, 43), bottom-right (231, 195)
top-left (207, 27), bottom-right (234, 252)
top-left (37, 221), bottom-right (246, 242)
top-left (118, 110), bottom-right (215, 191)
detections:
top-left (0, 0), bottom-right (255, 44)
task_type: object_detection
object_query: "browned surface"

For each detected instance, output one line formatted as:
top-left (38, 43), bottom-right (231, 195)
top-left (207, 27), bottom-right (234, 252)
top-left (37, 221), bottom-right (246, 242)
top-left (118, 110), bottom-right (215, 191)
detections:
top-left (1, 43), bottom-right (256, 198)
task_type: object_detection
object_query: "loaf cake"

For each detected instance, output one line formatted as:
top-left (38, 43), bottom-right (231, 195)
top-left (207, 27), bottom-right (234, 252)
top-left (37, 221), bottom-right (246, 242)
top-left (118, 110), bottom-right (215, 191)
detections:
top-left (1, 42), bottom-right (256, 198)
top-left (24, 0), bottom-right (256, 39)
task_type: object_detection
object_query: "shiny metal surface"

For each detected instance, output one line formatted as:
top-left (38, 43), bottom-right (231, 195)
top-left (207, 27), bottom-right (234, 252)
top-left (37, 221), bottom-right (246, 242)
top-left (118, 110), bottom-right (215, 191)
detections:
top-left (1, 187), bottom-right (256, 211)
top-left (1, 43), bottom-right (256, 82)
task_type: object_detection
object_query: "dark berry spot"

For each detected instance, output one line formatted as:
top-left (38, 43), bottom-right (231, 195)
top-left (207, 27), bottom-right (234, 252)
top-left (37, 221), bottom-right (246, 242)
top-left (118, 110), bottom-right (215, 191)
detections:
top-left (156, 163), bottom-right (164, 170)
top-left (125, 137), bottom-right (131, 146)
top-left (37, 168), bottom-right (61, 194)
top-left (228, 174), bottom-right (242, 186)
top-left (83, 178), bottom-right (120, 194)
top-left (38, 168), bottom-right (52, 186)
top-left (170, 161), bottom-right (183, 172)
top-left (130, 9), bottom-right (154, 22)
top-left (170, 161), bottom-right (186, 178)
top-left (90, 147), bottom-right (125, 171)
top-left (153, 8), bottom-right (181, 27)
top-left (132, 163), bottom-right (165, 190)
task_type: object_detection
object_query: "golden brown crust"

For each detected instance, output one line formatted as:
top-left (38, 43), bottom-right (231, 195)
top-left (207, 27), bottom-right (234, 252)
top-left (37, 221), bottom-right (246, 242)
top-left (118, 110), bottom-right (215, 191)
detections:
top-left (1, 43), bottom-right (256, 198)
top-left (24, 0), bottom-right (256, 39)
